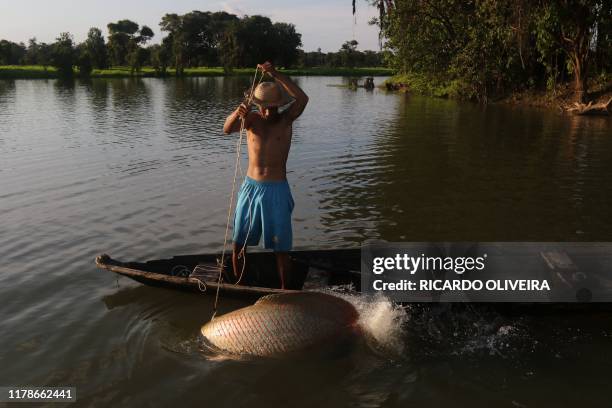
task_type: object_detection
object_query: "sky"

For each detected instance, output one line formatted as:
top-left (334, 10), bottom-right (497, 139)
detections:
top-left (0, 0), bottom-right (381, 52)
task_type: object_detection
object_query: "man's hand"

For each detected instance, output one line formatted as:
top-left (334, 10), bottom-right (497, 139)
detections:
top-left (224, 103), bottom-right (252, 134)
top-left (237, 103), bottom-right (250, 119)
top-left (258, 61), bottom-right (277, 77)
top-left (261, 62), bottom-right (308, 121)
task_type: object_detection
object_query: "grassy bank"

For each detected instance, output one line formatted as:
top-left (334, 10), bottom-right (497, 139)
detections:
top-left (384, 73), bottom-right (470, 99)
top-left (385, 72), bottom-right (612, 110)
top-left (0, 65), bottom-right (60, 78)
top-left (0, 65), bottom-right (394, 79)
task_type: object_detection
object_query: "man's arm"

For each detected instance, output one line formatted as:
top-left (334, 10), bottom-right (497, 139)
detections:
top-left (223, 103), bottom-right (254, 134)
top-left (258, 61), bottom-right (308, 121)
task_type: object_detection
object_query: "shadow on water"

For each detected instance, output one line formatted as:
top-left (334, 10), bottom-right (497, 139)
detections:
top-left (54, 76), bottom-right (76, 90)
top-left (164, 77), bottom-right (230, 144)
top-left (0, 80), bottom-right (16, 144)
top-left (84, 79), bottom-right (110, 131)
top-left (317, 94), bottom-right (612, 242)
top-left (109, 78), bottom-right (152, 122)
top-left (0, 78), bottom-right (16, 101)
top-left (53, 77), bottom-right (77, 112)
top-left (162, 75), bottom-right (287, 145)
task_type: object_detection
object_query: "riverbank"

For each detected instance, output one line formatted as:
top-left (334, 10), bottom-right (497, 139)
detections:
top-left (499, 77), bottom-right (612, 112)
top-left (0, 65), bottom-right (394, 79)
top-left (385, 72), bottom-right (612, 112)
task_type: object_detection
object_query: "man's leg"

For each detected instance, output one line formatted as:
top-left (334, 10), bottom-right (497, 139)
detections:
top-left (275, 252), bottom-right (291, 289)
top-left (264, 180), bottom-right (293, 289)
top-left (231, 178), bottom-right (261, 284)
top-left (232, 243), bottom-right (247, 283)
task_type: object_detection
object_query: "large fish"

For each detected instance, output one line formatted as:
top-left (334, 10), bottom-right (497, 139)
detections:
top-left (201, 292), bottom-right (359, 357)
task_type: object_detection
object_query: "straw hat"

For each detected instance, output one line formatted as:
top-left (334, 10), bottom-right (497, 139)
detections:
top-left (251, 81), bottom-right (293, 108)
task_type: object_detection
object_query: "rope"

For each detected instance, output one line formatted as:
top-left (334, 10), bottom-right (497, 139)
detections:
top-left (231, 68), bottom-right (265, 285)
top-left (209, 66), bottom-right (265, 320)
top-left (191, 263), bottom-right (220, 293)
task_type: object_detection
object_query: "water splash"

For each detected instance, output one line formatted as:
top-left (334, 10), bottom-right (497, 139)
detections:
top-left (324, 288), bottom-right (409, 356)
top-left (454, 324), bottom-right (520, 357)
top-left (402, 303), bottom-right (528, 359)
top-left (324, 289), bottom-right (530, 360)
top-left (355, 294), bottom-right (409, 355)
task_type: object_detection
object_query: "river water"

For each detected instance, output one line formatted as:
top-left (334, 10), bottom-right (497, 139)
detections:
top-left (1, 76), bottom-right (612, 407)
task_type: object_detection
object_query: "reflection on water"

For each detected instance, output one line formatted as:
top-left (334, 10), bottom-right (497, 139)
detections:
top-left (1, 76), bottom-right (612, 406)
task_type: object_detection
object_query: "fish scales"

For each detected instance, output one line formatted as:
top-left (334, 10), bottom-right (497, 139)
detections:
top-left (201, 292), bottom-right (358, 356)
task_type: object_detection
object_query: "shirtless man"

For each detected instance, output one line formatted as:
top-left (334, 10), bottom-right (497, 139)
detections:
top-left (223, 61), bottom-right (309, 289)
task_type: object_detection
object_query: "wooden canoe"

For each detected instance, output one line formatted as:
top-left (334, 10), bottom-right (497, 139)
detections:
top-left (96, 246), bottom-right (612, 311)
top-left (95, 248), bottom-right (361, 300)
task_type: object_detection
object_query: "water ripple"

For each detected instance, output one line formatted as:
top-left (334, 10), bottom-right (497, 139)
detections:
top-left (1, 77), bottom-right (612, 405)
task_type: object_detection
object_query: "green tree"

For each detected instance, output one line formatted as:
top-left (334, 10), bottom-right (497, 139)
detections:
top-left (450, 1), bottom-right (526, 102)
top-left (208, 12), bottom-right (240, 65)
top-left (158, 11), bottom-right (302, 71)
top-left (127, 47), bottom-right (150, 74)
top-left (340, 40), bottom-right (359, 68)
top-left (0, 40), bottom-right (10, 64)
top-left (370, 1), bottom-right (535, 99)
top-left (362, 50), bottom-right (383, 66)
top-left (84, 27), bottom-right (108, 69)
top-left (138, 25), bottom-right (154, 43)
top-left (107, 19), bottom-right (139, 65)
top-left (24, 38), bottom-right (40, 64)
top-left (51, 32), bottom-right (75, 77)
top-left (328, 52), bottom-right (343, 67)
top-left (160, 13), bottom-right (185, 75)
top-left (149, 43), bottom-right (170, 75)
top-left (181, 11), bottom-right (222, 65)
top-left (594, 3), bottom-right (612, 73)
top-left (219, 22), bottom-right (240, 72)
top-left (77, 46), bottom-right (93, 77)
top-left (534, 0), bottom-right (611, 102)
top-left (38, 43), bottom-right (52, 71)
top-left (273, 22), bottom-right (302, 68)
top-left (363, 0), bottom-right (611, 102)
top-left (0, 40), bottom-right (26, 64)
top-left (168, 11), bottom-right (239, 68)
top-left (238, 16), bottom-right (277, 66)
top-left (126, 25), bottom-right (154, 74)
top-left (219, 15), bottom-right (302, 69)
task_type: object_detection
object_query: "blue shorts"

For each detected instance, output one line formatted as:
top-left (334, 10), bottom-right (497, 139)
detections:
top-left (232, 177), bottom-right (294, 252)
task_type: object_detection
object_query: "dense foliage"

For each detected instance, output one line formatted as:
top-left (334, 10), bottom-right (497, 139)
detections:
top-left (51, 32), bottom-right (76, 77)
top-left (0, 10), bottom-right (385, 78)
top-left (367, 0), bottom-right (611, 102)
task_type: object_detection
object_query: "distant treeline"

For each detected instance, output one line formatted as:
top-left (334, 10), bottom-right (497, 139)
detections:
top-left (367, 0), bottom-right (612, 102)
top-left (0, 10), bottom-right (385, 78)
top-left (301, 41), bottom-right (385, 68)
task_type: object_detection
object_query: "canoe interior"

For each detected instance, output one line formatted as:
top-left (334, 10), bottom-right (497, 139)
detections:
top-left (98, 248), bottom-right (362, 296)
